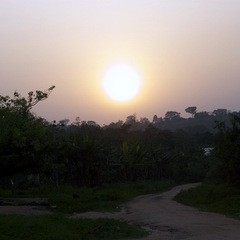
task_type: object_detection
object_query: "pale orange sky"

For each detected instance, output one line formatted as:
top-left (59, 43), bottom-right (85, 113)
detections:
top-left (1, 0), bottom-right (240, 125)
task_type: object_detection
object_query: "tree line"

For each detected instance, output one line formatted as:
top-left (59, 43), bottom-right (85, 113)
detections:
top-left (0, 87), bottom-right (239, 190)
top-left (104, 106), bottom-right (238, 134)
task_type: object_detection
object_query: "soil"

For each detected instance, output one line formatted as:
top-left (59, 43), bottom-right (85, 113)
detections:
top-left (70, 183), bottom-right (240, 240)
top-left (1, 183), bottom-right (240, 239)
top-left (0, 197), bottom-right (52, 215)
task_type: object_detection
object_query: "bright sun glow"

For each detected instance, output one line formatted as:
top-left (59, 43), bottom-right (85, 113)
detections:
top-left (102, 64), bottom-right (142, 102)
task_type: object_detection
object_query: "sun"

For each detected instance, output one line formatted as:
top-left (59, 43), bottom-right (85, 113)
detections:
top-left (102, 64), bottom-right (142, 102)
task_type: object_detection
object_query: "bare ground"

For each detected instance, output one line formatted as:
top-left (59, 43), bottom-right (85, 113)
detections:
top-left (0, 197), bottom-right (52, 215)
top-left (1, 183), bottom-right (240, 239)
top-left (70, 183), bottom-right (240, 240)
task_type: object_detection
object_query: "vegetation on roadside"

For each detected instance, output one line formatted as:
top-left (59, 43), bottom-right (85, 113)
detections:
top-left (0, 88), bottom-right (218, 191)
top-left (174, 183), bottom-right (240, 219)
top-left (0, 180), bottom-right (172, 239)
top-left (1, 180), bottom-right (175, 213)
top-left (48, 180), bottom-right (175, 213)
top-left (1, 87), bottom-right (240, 239)
top-left (174, 115), bottom-right (240, 219)
top-left (0, 214), bottom-right (148, 240)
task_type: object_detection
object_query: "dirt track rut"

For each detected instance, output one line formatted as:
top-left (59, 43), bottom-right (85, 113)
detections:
top-left (71, 183), bottom-right (240, 240)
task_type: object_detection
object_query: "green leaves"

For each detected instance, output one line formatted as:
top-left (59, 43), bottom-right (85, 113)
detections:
top-left (0, 86), bottom-right (55, 114)
top-left (122, 141), bottom-right (128, 156)
top-left (0, 87), bottom-right (55, 179)
top-left (213, 114), bottom-right (240, 186)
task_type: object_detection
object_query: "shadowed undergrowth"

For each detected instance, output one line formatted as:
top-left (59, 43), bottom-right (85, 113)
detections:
top-left (174, 183), bottom-right (240, 219)
top-left (1, 180), bottom-right (175, 214)
top-left (49, 180), bottom-right (175, 213)
top-left (0, 214), bottom-right (148, 240)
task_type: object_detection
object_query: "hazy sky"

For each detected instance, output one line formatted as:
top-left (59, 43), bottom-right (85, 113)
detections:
top-left (1, 0), bottom-right (240, 125)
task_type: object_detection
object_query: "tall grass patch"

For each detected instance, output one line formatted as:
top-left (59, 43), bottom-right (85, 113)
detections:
top-left (174, 183), bottom-right (240, 219)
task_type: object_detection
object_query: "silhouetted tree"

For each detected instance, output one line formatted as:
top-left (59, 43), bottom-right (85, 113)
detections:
top-left (72, 117), bottom-right (81, 126)
top-left (59, 119), bottom-right (70, 126)
top-left (164, 111), bottom-right (180, 120)
top-left (125, 113), bottom-right (137, 125)
top-left (152, 115), bottom-right (158, 124)
top-left (213, 109), bottom-right (228, 116)
top-left (105, 120), bottom-right (123, 129)
top-left (185, 106), bottom-right (197, 118)
top-left (87, 121), bottom-right (98, 127)
top-left (213, 114), bottom-right (240, 186)
top-left (194, 111), bottom-right (210, 119)
top-left (0, 87), bottom-right (55, 184)
top-left (139, 117), bottom-right (150, 129)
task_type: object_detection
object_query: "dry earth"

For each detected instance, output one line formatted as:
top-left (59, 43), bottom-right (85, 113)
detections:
top-left (1, 183), bottom-right (240, 239)
top-left (70, 183), bottom-right (240, 240)
top-left (0, 197), bottom-right (52, 215)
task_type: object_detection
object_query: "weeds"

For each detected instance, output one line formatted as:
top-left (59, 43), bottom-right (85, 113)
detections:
top-left (0, 214), bottom-right (148, 240)
top-left (174, 183), bottom-right (240, 219)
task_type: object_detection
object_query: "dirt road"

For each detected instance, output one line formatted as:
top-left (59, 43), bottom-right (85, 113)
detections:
top-left (71, 183), bottom-right (240, 240)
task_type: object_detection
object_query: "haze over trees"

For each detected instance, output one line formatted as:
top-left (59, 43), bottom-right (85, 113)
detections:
top-left (0, 88), bottom-right (239, 190)
top-left (185, 106), bottom-right (197, 118)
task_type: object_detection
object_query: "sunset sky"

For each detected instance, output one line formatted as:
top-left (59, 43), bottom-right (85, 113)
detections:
top-left (1, 0), bottom-right (240, 125)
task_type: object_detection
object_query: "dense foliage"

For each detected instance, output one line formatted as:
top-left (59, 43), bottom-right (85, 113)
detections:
top-left (1, 89), bottom-right (239, 190)
top-left (174, 183), bottom-right (240, 219)
top-left (0, 87), bottom-right (55, 186)
top-left (211, 115), bottom-right (240, 186)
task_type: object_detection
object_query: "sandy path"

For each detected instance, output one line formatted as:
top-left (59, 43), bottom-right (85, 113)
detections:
top-left (71, 183), bottom-right (240, 240)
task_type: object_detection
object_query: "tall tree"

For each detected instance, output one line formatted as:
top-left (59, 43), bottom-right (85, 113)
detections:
top-left (139, 117), bottom-right (150, 129)
top-left (194, 111), bottom-right (210, 119)
top-left (185, 106), bottom-right (197, 118)
top-left (164, 111), bottom-right (180, 120)
top-left (214, 114), bottom-right (240, 186)
top-left (213, 109), bottom-right (228, 116)
top-left (125, 113), bottom-right (137, 125)
top-left (0, 86), bottom-right (55, 181)
top-left (152, 115), bottom-right (158, 124)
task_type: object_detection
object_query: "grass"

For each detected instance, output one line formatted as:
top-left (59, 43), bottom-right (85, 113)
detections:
top-left (0, 180), bottom-right (175, 239)
top-left (174, 183), bottom-right (240, 219)
top-left (1, 180), bottom-right (175, 213)
top-left (0, 214), bottom-right (148, 240)
top-left (48, 180), bottom-right (175, 214)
